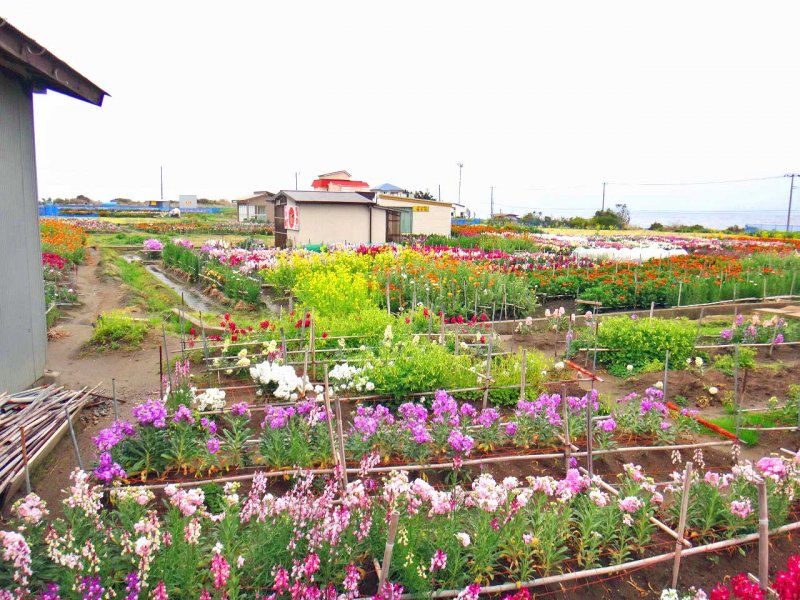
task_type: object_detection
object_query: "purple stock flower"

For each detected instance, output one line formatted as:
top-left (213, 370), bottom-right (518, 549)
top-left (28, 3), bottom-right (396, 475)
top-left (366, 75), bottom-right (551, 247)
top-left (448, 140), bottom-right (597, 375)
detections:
top-left (410, 422), bottom-right (432, 444)
top-left (207, 437), bottom-right (221, 454)
top-left (201, 417), bottom-right (218, 435)
top-left (94, 452), bottom-right (126, 482)
top-left (774, 333), bottom-right (785, 344)
top-left (230, 402), bottom-right (250, 417)
top-left (172, 404), bottom-right (195, 424)
top-left (79, 576), bottom-right (104, 600)
top-left (504, 422), bottom-right (518, 436)
top-left (448, 429), bottom-right (474, 454)
top-left (459, 403), bottom-right (477, 418)
top-left (597, 418), bottom-right (617, 433)
top-left (125, 572), bottom-right (141, 600)
top-left (720, 328), bottom-right (733, 341)
top-left (41, 583), bottom-right (60, 599)
top-left (432, 390), bottom-right (459, 426)
top-left (132, 399), bottom-right (168, 428)
top-left (92, 421), bottom-right (134, 451)
top-left (398, 402), bottom-right (428, 424)
top-left (261, 406), bottom-right (295, 429)
top-left (474, 408), bottom-right (499, 428)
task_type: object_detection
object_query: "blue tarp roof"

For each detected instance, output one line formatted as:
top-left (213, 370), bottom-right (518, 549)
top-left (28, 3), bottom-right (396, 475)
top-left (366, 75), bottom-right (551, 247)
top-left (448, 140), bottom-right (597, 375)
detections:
top-left (373, 183), bottom-right (404, 192)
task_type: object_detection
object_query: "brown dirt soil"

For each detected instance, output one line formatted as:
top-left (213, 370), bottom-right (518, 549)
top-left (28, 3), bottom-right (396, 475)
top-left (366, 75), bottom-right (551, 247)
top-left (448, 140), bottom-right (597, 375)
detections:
top-left (10, 248), bottom-right (177, 515)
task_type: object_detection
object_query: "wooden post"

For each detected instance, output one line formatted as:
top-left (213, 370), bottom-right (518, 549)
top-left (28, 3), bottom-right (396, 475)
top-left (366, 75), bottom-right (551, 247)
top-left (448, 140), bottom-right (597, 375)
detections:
top-left (649, 301), bottom-right (655, 320)
top-left (519, 349), bottom-right (527, 402)
top-left (440, 313), bottom-right (446, 344)
top-left (663, 350), bottom-right (670, 403)
top-left (677, 280), bottom-right (683, 307)
top-left (671, 461), bottom-right (694, 588)
top-left (482, 337), bottom-right (493, 409)
top-left (378, 511), bottom-right (400, 590)
top-left (65, 407), bottom-right (84, 470)
top-left (412, 280), bottom-right (417, 308)
top-left (769, 321), bottom-right (779, 357)
top-left (454, 333), bottom-right (460, 356)
top-left (334, 394), bottom-right (348, 486)
top-left (427, 311), bottom-right (433, 336)
top-left (302, 348), bottom-right (309, 390)
top-left (758, 480), bottom-right (769, 592)
top-left (591, 320), bottom-right (600, 372)
top-left (162, 325), bottom-right (174, 391)
top-left (20, 427), bottom-right (31, 494)
top-left (111, 378), bottom-right (119, 420)
top-left (791, 271), bottom-right (796, 297)
top-left (281, 326), bottom-right (287, 361)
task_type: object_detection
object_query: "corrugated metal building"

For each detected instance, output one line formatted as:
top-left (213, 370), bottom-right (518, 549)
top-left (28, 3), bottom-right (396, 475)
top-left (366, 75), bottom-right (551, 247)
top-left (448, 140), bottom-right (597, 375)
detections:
top-left (0, 20), bottom-right (106, 393)
top-left (272, 190), bottom-right (401, 247)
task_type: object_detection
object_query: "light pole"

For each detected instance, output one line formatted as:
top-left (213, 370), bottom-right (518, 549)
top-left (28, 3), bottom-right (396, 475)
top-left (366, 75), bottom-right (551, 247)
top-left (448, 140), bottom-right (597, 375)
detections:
top-left (457, 162), bottom-right (464, 207)
top-left (785, 173), bottom-right (798, 232)
top-left (601, 181), bottom-right (607, 211)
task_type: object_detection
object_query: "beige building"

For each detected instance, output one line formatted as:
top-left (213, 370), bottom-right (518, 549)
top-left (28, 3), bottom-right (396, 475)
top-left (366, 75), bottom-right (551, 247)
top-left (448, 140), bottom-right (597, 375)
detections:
top-left (236, 191), bottom-right (275, 222)
top-left (375, 194), bottom-right (453, 236)
top-left (273, 191), bottom-right (400, 248)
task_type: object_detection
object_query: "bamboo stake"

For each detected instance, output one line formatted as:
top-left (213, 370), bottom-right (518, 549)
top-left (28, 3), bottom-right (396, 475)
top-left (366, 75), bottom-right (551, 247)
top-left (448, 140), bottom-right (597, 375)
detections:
top-left (281, 327), bottom-right (287, 361)
top-left (64, 407), bottom-right (84, 470)
top-left (162, 325), bottom-right (174, 391)
top-left (649, 301), bottom-right (655, 319)
top-left (482, 337), bottom-right (493, 409)
top-left (586, 381), bottom-right (594, 478)
top-left (385, 274), bottom-right (391, 316)
top-left (378, 511), bottom-right (400, 590)
top-left (694, 307), bottom-right (705, 348)
top-left (322, 370), bottom-right (343, 486)
top-left (758, 480), bottom-right (769, 592)
top-left (159, 345), bottom-right (164, 398)
top-left (200, 313), bottom-right (212, 386)
top-left (519, 349), bottom-right (527, 402)
top-left (677, 280), bottom-right (683, 307)
top-left (663, 349), bottom-right (670, 403)
top-left (671, 461), bottom-right (694, 588)
top-left (560, 384), bottom-right (575, 473)
top-left (734, 345), bottom-right (741, 441)
top-left (19, 427), bottom-right (31, 494)
top-left (111, 378), bottom-right (119, 420)
top-left (334, 393), bottom-right (348, 487)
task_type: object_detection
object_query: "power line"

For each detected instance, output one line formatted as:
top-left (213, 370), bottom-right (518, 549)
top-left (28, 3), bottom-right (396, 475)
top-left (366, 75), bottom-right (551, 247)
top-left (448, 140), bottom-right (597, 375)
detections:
top-left (607, 175), bottom-right (783, 186)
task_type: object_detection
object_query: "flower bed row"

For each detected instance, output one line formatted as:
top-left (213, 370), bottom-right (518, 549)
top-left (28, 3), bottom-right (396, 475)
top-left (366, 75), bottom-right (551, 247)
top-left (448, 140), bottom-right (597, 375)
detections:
top-left (2, 452), bottom-right (799, 598)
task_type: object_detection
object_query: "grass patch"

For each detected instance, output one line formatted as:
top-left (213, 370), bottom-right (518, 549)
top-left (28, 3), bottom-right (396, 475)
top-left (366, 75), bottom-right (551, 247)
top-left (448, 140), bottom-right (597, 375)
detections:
top-left (88, 310), bottom-right (150, 350)
top-left (705, 410), bottom-right (794, 446)
top-left (101, 249), bottom-right (181, 315)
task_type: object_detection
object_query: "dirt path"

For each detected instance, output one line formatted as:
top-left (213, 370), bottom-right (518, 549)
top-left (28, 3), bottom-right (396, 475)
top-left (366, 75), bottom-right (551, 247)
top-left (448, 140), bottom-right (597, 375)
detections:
top-left (23, 248), bottom-right (173, 511)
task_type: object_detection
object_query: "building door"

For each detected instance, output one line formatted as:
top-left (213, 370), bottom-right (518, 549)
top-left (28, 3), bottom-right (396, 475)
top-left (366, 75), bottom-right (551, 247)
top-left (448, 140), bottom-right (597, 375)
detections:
top-left (386, 210), bottom-right (401, 243)
top-left (274, 203), bottom-right (287, 248)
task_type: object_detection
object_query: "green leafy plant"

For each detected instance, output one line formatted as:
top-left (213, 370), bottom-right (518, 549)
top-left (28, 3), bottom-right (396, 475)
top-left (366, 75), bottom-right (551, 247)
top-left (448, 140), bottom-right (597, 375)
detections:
top-left (89, 310), bottom-right (150, 349)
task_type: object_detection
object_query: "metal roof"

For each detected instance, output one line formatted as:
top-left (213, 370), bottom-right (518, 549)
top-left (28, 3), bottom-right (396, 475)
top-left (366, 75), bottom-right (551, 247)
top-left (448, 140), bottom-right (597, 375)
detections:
top-left (0, 18), bottom-right (108, 105)
top-left (276, 190), bottom-right (376, 204)
top-left (373, 183), bottom-right (405, 192)
top-left (235, 191), bottom-right (275, 204)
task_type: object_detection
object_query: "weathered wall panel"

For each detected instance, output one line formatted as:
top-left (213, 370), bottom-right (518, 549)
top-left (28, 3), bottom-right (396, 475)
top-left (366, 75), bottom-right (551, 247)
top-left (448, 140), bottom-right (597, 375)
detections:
top-left (0, 71), bottom-right (46, 393)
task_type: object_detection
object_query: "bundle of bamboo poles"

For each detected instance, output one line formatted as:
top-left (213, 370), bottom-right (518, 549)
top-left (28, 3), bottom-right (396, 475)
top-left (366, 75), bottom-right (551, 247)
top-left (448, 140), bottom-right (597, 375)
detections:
top-left (0, 384), bottom-right (94, 507)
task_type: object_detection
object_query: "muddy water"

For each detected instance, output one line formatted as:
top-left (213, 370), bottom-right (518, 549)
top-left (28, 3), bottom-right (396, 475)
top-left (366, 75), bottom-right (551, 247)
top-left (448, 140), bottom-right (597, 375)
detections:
top-left (121, 254), bottom-right (221, 314)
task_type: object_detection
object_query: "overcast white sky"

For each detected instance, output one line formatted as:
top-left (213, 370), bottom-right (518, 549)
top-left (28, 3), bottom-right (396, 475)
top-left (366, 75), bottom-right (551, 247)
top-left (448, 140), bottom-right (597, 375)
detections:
top-left (5, 1), bottom-right (800, 225)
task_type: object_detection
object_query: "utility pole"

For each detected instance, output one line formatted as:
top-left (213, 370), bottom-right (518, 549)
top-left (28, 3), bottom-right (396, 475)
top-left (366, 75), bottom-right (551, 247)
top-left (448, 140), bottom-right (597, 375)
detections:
top-left (457, 162), bottom-right (464, 206)
top-left (295, 172), bottom-right (299, 191)
top-left (601, 181), bottom-right (607, 211)
top-left (786, 173), bottom-right (798, 232)
top-left (490, 186), bottom-right (494, 218)
top-left (438, 184), bottom-right (441, 202)
top-left (160, 166), bottom-right (164, 200)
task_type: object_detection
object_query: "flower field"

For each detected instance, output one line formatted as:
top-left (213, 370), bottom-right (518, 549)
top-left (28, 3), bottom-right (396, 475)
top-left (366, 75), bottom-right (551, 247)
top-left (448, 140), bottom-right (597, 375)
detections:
top-left (39, 219), bottom-right (85, 318)
top-left (153, 229), bottom-right (800, 318)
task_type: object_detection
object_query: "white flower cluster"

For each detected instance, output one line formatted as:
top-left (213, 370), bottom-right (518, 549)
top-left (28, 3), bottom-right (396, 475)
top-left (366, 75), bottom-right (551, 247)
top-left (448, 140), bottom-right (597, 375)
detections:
top-left (191, 387), bottom-right (226, 411)
top-left (249, 361), bottom-right (311, 400)
top-left (328, 362), bottom-right (375, 393)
